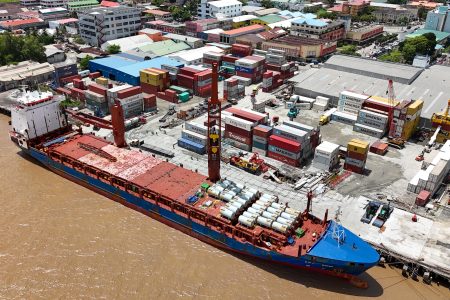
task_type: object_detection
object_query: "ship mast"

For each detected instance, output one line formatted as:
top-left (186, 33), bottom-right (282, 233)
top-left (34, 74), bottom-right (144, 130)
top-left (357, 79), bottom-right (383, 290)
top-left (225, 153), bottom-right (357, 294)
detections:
top-left (331, 206), bottom-right (346, 247)
top-left (207, 62), bottom-right (221, 182)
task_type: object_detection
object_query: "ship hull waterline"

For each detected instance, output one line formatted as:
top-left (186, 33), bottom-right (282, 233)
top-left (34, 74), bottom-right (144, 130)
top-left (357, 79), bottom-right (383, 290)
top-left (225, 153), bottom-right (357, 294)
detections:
top-left (21, 146), bottom-right (372, 286)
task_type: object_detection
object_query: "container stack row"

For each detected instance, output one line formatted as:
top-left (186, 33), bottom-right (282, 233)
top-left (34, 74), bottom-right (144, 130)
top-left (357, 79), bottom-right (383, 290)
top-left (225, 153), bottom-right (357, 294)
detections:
top-left (261, 70), bottom-right (282, 93)
top-left (223, 107), bottom-right (268, 152)
top-left (313, 141), bottom-right (340, 171)
top-left (252, 124), bottom-right (272, 156)
top-left (353, 108), bottom-right (388, 138)
top-left (223, 77), bottom-right (245, 101)
top-left (390, 99), bottom-right (423, 141)
top-left (140, 68), bottom-right (170, 95)
top-left (178, 121), bottom-right (208, 155)
top-left (235, 55), bottom-right (265, 84)
top-left (345, 139), bottom-right (369, 174)
top-left (202, 51), bottom-right (224, 69)
top-left (408, 140), bottom-right (450, 196)
top-left (85, 83), bottom-right (108, 116)
top-left (263, 48), bottom-right (296, 81)
top-left (231, 44), bottom-right (252, 58)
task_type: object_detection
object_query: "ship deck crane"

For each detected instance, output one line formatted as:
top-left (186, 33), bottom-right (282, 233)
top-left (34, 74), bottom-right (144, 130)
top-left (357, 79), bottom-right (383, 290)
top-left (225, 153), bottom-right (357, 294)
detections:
top-left (207, 62), bottom-right (222, 182)
top-left (386, 79), bottom-right (405, 149)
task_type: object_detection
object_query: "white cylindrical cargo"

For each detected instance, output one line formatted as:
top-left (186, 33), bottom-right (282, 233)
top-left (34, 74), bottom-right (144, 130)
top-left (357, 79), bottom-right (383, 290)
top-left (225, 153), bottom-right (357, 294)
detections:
top-left (247, 207), bottom-right (263, 215)
top-left (238, 215), bottom-right (256, 228)
top-left (246, 188), bottom-right (258, 195)
top-left (230, 186), bottom-right (242, 194)
top-left (220, 208), bottom-right (235, 220)
top-left (235, 183), bottom-right (245, 190)
top-left (207, 187), bottom-right (221, 198)
top-left (280, 212), bottom-right (297, 221)
top-left (229, 201), bottom-right (244, 209)
top-left (260, 194), bottom-right (277, 202)
top-left (266, 206), bottom-right (283, 215)
top-left (252, 203), bottom-right (264, 211)
top-left (239, 192), bottom-right (251, 201)
top-left (285, 207), bottom-right (300, 215)
top-left (257, 216), bottom-right (273, 227)
top-left (243, 211), bottom-right (258, 219)
top-left (272, 221), bottom-right (289, 233)
top-left (255, 200), bottom-right (270, 207)
top-left (234, 197), bottom-right (247, 205)
top-left (276, 217), bottom-right (292, 225)
top-left (258, 197), bottom-right (275, 205)
top-left (271, 202), bottom-right (286, 210)
top-left (221, 192), bottom-right (234, 202)
top-left (226, 205), bottom-right (239, 213)
top-left (262, 211), bottom-right (277, 220)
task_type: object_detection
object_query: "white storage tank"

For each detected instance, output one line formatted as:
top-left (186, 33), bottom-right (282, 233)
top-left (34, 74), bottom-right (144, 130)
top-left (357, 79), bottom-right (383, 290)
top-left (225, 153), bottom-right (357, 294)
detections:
top-left (276, 217), bottom-right (292, 225)
top-left (221, 192), bottom-right (235, 202)
top-left (243, 211), bottom-right (258, 219)
top-left (257, 216), bottom-right (273, 228)
top-left (226, 205), bottom-right (239, 213)
top-left (220, 208), bottom-right (235, 220)
top-left (272, 221), bottom-right (289, 234)
top-left (280, 212), bottom-right (296, 221)
top-left (247, 207), bottom-right (263, 215)
top-left (252, 203), bottom-right (265, 211)
top-left (229, 201), bottom-right (244, 210)
top-left (238, 215), bottom-right (256, 228)
top-left (255, 200), bottom-right (271, 207)
top-left (262, 211), bottom-right (278, 220)
top-left (285, 207), bottom-right (300, 215)
top-left (271, 202), bottom-right (286, 210)
top-left (266, 207), bottom-right (283, 215)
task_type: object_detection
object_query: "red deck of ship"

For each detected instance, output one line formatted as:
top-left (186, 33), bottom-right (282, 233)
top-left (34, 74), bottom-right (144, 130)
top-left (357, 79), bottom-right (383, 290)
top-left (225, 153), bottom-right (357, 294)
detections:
top-left (47, 133), bottom-right (325, 256)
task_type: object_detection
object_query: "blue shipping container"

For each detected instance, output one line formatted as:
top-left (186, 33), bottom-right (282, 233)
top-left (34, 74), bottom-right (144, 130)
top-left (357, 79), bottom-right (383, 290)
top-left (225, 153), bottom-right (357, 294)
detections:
top-left (252, 140), bottom-right (267, 150)
top-left (235, 65), bottom-right (254, 74)
top-left (178, 138), bottom-right (206, 155)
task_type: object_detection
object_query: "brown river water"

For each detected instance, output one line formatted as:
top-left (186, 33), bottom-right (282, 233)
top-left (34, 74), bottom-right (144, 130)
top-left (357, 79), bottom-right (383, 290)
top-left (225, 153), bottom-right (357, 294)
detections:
top-left (0, 115), bottom-right (449, 299)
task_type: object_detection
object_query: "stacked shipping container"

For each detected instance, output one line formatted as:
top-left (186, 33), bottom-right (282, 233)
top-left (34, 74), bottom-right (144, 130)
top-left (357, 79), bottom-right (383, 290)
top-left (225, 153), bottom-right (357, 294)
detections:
top-left (345, 139), bottom-right (369, 174)
top-left (231, 43), bottom-right (252, 57)
top-left (252, 125), bottom-right (272, 156)
top-left (235, 55), bottom-right (265, 84)
top-left (140, 68), bottom-right (170, 95)
top-left (85, 83), bottom-right (108, 115)
top-left (390, 99), bottom-right (423, 140)
top-left (203, 51), bottom-right (224, 68)
top-left (223, 77), bottom-right (245, 101)
top-left (262, 70), bottom-right (282, 93)
top-left (354, 108), bottom-right (388, 138)
top-left (178, 121), bottom-right (208, 155)
top-left (263, 49), bottom-right (296, 81)
top-left (313, 141), bottom-right (340, 171)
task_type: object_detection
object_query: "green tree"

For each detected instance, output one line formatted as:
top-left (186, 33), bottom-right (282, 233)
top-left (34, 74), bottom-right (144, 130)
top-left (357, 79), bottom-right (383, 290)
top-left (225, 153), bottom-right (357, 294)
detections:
top-left (338, 44), bottom-right (361, 56)
top-left (261, 0), bottom-right (274, 8)
top-left (402, 43), bottom-right (416, 62)
top-left (418, 6), bottom-right (428, 20)
top-left (316, 9), bottom-right (337, 20)
top-left (397, 16), bottom-right (409, 26)
top-left (379, 50), bottom-right (404, 63)
top-left (238, 0), bottom-right (248, 5)
top-left (152, 0), bottom-right (164, 6)
top-left (73, 35), bottom-right (85, 44)
top-left (387, 0), bottom-right (407, 4)
top-left (106, 44), bottom-right (121, 54)
top-left (79, 55), bottom-right (93, 70)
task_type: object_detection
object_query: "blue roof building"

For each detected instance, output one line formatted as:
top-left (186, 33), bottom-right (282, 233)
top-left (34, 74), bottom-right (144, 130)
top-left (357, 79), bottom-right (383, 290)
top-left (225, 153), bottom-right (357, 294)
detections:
top-left (88, 56), bottom-right (183, 86)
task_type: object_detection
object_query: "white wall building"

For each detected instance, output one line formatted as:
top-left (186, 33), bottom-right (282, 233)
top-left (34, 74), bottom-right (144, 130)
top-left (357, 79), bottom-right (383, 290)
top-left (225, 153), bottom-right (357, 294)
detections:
top-left (100, 35), bottom-right (153, 52)
top-left (167, 46), bottom-right (224, 65)
top-left (40, 0), bottom-right (69, 8)
top-left (78, 6), bottom-right (141, 47)
top-left (198, 0), bottom-right (242, 19)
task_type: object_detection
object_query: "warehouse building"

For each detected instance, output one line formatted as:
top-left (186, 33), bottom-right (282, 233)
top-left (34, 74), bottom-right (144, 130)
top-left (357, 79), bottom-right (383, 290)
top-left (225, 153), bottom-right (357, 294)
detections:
top-left (167, 46), bottom-right (224, 65)
top-left (100, 35), bottom-right (154, 53)
top-left (290, 56), bottom-right (450, 125)
top-left (137, 40), bottom-right (190, 59)
top-left (88, 56), bottom-right (183, 86)
top-left (163, 33), bottom-right (203, 49)
top-left (0, 61), bottom-right (54, 91)
top-left (220, 24), bottom-right (265, 44)
top-left (78, 6), bottom-right (141, 47)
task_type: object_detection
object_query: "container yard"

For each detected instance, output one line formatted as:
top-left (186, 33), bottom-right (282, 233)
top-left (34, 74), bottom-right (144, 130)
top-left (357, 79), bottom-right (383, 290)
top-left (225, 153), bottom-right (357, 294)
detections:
top-left (0, 26), bottom-right (449, 295)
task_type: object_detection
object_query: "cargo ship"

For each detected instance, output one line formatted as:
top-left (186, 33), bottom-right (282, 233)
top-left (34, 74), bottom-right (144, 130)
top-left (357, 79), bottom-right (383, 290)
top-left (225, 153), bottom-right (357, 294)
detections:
top-left (8, 71), bottom-right (379, 286)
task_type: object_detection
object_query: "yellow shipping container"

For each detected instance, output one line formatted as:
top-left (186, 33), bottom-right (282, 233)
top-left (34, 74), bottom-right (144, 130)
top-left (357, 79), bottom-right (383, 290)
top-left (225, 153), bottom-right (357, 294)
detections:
top-left (147, 68), bottom-right (167, 78)
top-left (96, 77), bottom-right (108, 86)
top-left (406, 100), bottom-right (424, 115)
top-left (368, 95), bottom-right (400, 107)
top-left (401, 121), bottom-right (416, 140)
top-left (348, 139), bottom-right (369, 154)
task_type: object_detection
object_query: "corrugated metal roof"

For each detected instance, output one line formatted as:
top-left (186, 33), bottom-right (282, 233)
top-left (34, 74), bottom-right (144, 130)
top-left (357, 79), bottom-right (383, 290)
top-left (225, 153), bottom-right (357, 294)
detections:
top-left (138, 40), bottom-right (190, 57)
top-left (117, 57), bottom-right (183, 77)
top-left (100, 35), bottom-right (153, 52)
top-left (222, 24), bottom-right (265, 36)
top-left (256, 14), bottom-right (286, 24)
top-left (89, 56), bottom-right (136, 69)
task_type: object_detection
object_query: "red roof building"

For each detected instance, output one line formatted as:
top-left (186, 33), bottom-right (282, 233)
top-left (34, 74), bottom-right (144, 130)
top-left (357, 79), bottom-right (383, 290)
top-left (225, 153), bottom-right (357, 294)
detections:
top-left (101, 1), bottom-right (120, 7)
top-left (0, 18), bottom-right (45, 30)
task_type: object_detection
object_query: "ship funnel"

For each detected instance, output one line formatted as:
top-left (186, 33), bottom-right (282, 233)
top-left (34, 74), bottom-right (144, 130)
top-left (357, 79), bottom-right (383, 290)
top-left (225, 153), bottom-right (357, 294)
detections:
top-left (111, 101), bottom-right (127, 148)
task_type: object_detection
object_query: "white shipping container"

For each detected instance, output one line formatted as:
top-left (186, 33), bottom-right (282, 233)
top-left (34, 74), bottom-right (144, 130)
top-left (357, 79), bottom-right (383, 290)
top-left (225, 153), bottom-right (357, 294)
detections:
top-left (225, 115), bottom-right (255, 131)
top-left (181, 129), bottom-right (208, 146)
top-left (185, 122), bottom-right (208, 136)
top-left (273, 124), bottom-right (307, 143)
top-left (353, 123), bottom-right (384, 138)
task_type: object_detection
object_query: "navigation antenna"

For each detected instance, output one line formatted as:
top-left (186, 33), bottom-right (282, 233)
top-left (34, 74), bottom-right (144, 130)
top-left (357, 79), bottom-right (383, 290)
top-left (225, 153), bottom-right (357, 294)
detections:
top-left (331, 206), bottom-right (346, 247)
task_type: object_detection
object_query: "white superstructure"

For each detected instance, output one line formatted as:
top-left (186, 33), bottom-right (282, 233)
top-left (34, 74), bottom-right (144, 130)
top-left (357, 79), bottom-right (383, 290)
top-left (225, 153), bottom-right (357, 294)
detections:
top-left (11, 91), bottom-right (66, 143)
top-left (198, 0), bottom-right (242, 19)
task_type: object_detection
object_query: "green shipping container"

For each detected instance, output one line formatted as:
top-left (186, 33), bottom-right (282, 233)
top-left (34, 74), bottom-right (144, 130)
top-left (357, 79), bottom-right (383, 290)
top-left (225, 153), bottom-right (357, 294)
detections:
top-left (169, 85), bottom-right (189, 94)
top-left (178, 92), bottom-right (190, 102)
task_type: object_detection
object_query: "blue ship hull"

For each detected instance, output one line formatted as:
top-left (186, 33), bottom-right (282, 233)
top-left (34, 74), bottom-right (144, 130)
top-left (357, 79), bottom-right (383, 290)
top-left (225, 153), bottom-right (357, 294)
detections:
top-left (26, 147), bottom-right (379, 278)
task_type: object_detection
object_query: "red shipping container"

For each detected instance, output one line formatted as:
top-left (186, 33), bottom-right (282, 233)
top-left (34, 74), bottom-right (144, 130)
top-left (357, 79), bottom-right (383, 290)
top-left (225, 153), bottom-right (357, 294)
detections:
top-left (60, 74), bottom-right (81, 84)
top-left (347, 151), bottom-right (367, 161)
top-left (363, 99), bottom-right (394, 115)
top-left (89, 72), bottom-right (101, 79)
top-left (225, 131), bottom-right (252, 145)
top-left (143, 94), bottom-right (157, 109)
top-left (196, 85), bottom-right (211, 97)
top-left (225, 124), bottom-right (252, 138)
top-left (223, 55), bottom-right (238, 63)
top-left (177, 73), bottom-right (195, 89)
top-left (225, 107), bottom-right (265, 124)
top-left (117, 86), bottom-right (142, 99)
top-left (344, 163), bottom-right (364, 174)
top-left (141, 82), bottom-right (161, 94)
top-left (415, 190), bottom-right (430, 206)
top-left (166, 89), bottom-right (177, 96)
top-left (267, 151), bottom-right (299, 167)
top-left (225, 78), bottom-right (238, 87)
top-left (268, 135), bottom-right (301, 153)
top-left (179, 67), bottom-right (202, 77)
top-left (56, 87), bottom-right (72, 96)
top-left (263, 71), bottom-right (273, 78)
top-left (194, 70), bottom-right (212, 81)
top-left (88, 83), bottom-right (107, 96)
top-left (253, 126), bottom-right (272, 138)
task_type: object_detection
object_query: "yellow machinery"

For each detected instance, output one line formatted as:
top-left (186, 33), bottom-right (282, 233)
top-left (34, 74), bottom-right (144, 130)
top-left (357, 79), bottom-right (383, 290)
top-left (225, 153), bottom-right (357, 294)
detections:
top-left (230, 155), bottom-right (261, 175)
top-left (431, 99), bottom-right (450, 144)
